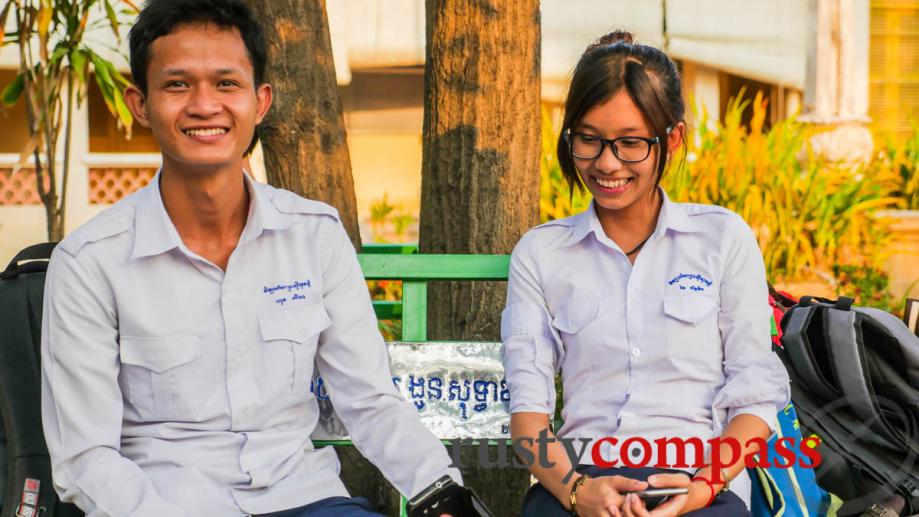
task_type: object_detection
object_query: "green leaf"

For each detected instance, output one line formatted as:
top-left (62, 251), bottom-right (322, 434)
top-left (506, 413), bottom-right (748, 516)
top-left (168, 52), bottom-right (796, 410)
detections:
top-left (70, 47), bottom-right (87, 84)
top-left (92, 62), bottom-right (117, 115)
top-left (89, 50), bottom-right (113, 86)
top-left (50, 43), bottom-right (68, 64)
top-left (95, 75), bottom-right (117, 115)
top-left (1, 73), bottom-right (24, 106)
top-left (103, 0), bottom-right (120, 40)
top-left (110, 65), bottom-right (132, 88)
top-left (112, 87), bottom-right (133, 137)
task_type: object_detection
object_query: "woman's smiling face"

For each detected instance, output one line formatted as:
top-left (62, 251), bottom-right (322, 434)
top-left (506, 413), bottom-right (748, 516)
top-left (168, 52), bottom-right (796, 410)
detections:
top-left (572, 89), bottom-right (662, 214)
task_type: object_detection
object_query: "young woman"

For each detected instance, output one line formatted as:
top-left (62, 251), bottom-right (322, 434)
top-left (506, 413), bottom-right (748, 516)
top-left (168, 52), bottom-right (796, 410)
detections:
top-left (502, 31), bottom-right (791, 517)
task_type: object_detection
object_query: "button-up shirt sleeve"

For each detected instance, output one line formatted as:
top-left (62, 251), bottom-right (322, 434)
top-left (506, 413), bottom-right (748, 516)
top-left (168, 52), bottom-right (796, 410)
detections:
top-left (712, 215), bottom-right (791, 433)
top-left (501, 233), bottom-right (560, 415)
top-left (41, 247), bottom-right (189, 517)
top-left (313, 220), bottom-right (461, 498)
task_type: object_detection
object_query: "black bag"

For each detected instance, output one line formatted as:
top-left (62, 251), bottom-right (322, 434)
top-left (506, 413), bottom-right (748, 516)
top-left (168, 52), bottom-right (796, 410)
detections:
top-left (0, 243), bottom-right (82, 517)
top-left (777, 295), bottom-right (919, 516)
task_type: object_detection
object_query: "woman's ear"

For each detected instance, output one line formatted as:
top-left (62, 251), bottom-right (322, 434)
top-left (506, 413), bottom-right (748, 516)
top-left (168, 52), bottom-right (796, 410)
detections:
top-left (667, 122), bottom-right (686, 154)
top-left (124, 86), bottom-right (151, 128)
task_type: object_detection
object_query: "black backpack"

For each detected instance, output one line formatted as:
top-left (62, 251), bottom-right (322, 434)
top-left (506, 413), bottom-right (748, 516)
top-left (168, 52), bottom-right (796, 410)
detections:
top-left (777, 295), bottom-right (919, 516)
top-left (0, 243), bottom-right (82, 517)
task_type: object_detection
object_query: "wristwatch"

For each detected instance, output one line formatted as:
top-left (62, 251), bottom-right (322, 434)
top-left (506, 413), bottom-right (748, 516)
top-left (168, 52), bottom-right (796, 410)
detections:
top-left (569, 474), bottom-right (591, 515)
top-left (715, 467), bottom-right (730, 495)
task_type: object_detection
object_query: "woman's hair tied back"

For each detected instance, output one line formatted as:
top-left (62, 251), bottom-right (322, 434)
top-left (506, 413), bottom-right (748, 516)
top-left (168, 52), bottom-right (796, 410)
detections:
top-left (588, 30), bottom-right (634, 52)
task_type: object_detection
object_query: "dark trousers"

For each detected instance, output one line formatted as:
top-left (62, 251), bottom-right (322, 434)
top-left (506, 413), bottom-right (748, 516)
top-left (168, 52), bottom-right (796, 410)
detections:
top-left (256, 496), bottom-right (385, 517)
top-left (521, 466), bottom-right (751, 517)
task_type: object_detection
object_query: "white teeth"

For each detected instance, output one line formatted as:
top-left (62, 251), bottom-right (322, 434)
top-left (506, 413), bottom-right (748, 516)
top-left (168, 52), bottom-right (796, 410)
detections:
top-left (184, 128), bottom-right (227, 136)
top-left (596, 177), bottom-right (631, 189)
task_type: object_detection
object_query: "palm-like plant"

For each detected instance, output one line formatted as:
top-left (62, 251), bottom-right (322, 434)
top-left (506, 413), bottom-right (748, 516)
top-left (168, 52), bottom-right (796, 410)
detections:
top-left (1, 0), bottom-right (137, 240)
top-left (663, 91), bottom-right (900, 282)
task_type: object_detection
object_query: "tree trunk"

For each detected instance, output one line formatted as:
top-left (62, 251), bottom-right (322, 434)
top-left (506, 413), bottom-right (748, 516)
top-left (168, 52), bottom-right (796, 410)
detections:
top-left (420, 1), bottom-right (542, 514)
top-left (246, 0), bottom-right (361, 248)
top-left (420, 0), bottom-right (541, 340)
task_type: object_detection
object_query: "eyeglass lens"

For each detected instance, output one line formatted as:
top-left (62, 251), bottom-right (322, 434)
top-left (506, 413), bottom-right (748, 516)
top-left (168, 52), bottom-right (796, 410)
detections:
top-left (571, 134), bottom-right (653, 162)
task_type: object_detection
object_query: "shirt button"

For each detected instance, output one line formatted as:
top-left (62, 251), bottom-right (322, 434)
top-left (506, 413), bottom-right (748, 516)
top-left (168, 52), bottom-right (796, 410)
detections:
top-left (631, 348), bottom-right (641, 357)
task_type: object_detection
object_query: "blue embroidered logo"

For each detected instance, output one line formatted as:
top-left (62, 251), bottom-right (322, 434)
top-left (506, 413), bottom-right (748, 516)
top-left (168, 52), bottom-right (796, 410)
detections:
top-left (263, 280), bottom-right (311, 306)
top-left (668, 273), bottom-right (712, 292)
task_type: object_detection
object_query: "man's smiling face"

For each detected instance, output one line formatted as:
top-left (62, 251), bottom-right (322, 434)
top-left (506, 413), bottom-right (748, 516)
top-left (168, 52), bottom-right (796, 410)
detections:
top-left (129, 22), bottom-right (271, 173)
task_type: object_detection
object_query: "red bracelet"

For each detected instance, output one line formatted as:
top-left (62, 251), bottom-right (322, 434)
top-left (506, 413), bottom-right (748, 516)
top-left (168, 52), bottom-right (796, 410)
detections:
top-left (691, 476), bottom-right (717, 507)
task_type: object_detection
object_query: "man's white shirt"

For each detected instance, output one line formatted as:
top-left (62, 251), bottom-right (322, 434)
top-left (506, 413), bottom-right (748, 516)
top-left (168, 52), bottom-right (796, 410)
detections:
top-left (41, 172), bottom-right (460, 517)
top-left (500, 190), bottom-right (791, 506)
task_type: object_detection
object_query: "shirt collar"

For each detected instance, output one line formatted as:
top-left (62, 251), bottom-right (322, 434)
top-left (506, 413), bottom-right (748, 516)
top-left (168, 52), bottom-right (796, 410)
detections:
top-left (130, 170), bottom-right (287, 260)
top-left (656, 188), bottom-right (699, 234)
top-left (562, 187), bottom-right (699, 247)
top-left (244, 171), bottom-right (292, 235)
top-left (130, 170), bottom-right (182, 260)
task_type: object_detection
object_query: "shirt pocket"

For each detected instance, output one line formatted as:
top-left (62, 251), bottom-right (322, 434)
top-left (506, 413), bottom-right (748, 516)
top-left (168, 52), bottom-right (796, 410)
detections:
top-left (550, 296), bottom-right (602, 376)
top-left (258, 303), bottom-right (331, 395)
top-left (664, 289), bottom-right (721, 364)
top-left (119, 334), bottom-right (204, 419)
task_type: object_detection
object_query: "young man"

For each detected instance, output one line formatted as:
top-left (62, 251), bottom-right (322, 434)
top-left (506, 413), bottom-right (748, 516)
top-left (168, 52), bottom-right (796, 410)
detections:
top-left (40, 1), bottom-right (460, 515)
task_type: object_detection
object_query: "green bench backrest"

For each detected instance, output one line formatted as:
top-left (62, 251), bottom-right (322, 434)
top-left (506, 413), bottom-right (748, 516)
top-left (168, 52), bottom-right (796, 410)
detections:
top-left (357, 253), bottom-right (511, 340)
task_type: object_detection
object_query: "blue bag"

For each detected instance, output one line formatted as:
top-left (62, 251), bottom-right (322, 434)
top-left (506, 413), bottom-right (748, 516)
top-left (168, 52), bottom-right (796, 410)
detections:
top-left (748, 403), bottom-right (837, 517)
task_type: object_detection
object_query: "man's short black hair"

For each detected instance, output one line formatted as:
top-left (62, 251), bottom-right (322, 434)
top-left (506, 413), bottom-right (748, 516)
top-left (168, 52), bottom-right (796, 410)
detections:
top-left (129, 0), bottom-right (267, 95)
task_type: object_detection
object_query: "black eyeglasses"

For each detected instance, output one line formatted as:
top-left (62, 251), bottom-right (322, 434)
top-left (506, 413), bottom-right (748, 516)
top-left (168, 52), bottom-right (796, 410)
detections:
top-left (564, 129), bottom-right (661, 163)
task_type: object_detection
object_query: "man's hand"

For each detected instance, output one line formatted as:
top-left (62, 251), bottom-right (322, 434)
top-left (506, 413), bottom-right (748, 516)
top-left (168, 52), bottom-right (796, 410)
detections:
top-left (573, 475), bottom-right (648, 517)
top-left (620, 473), bottom-right (691, 517)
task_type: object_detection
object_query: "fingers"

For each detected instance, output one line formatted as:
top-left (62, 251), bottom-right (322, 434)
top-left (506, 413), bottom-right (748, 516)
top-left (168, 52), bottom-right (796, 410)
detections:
top-left (602, 491), bottom-right (622, 517)
top-left (608, 475), bottom-right (649, 493)
top-left (648, 493), bottom-right (690, 517)
top-left (595, 475), bottom-right (641, 508)
top-left (647, 473), bottom-right (692, 488)
top-left (622, 492), bottom-right (650, 517)
top-left (604, 503), bottom-right (622, 517)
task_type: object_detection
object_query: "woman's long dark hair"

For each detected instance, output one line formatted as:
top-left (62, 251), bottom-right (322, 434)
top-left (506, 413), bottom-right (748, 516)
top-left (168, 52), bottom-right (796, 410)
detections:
top-left (558, 31), bottom-right (686, 195)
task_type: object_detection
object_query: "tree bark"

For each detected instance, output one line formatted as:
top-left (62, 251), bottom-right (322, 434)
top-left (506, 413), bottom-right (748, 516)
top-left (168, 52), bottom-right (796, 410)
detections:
top-left (246, 0), bottom-right (361, 248)
top-left (420, 1), bottom-right (541, 514)
top-left (420, 0), bottom-right (541, 340)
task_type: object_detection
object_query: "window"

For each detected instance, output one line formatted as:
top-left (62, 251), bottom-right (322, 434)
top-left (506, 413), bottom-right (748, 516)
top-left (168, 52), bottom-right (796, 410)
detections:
top-left (870, 0), bottom-right (919, 144)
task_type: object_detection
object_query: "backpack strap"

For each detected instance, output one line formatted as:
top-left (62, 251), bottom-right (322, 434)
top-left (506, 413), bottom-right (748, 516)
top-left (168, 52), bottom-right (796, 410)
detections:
top-left (823, 307), bottom-right (905, 451)
top-left (834, 296), bottom-right (854, 311)
top-left (780, 305), bottom-right (840, 400)
top-left (1, 242), bottom-right (57, 280)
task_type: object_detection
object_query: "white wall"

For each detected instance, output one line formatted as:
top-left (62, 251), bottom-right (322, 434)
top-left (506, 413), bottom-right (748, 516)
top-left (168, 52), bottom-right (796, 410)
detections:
top-left (666, 0), bottom-right (808, 90)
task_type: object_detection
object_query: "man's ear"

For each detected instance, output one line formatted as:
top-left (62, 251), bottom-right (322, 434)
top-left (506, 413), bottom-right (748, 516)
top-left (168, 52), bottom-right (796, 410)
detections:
top-left (124, 85), bottom-right (151, 128)
top-left (254, 83), bottom-right (273, 124)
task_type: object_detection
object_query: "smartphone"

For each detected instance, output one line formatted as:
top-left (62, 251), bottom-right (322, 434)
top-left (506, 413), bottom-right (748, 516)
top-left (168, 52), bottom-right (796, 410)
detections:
top-left (406, 475), bottom-right (494, 517)
top-left (635, 488), bottom-right (691, 498)
top-left (631, 487), bottom-right (690, 510)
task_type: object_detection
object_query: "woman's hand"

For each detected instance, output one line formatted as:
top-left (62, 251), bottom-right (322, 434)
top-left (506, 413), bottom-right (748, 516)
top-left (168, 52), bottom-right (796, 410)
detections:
top-left (573, 475), bottom-right (648, 517)
top-left (620, 473), bottom-right (691, 517)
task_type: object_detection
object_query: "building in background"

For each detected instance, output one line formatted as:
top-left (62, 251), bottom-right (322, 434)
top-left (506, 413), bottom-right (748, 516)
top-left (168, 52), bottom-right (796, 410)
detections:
top-left (1, 0), bottom-right (916, 261)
